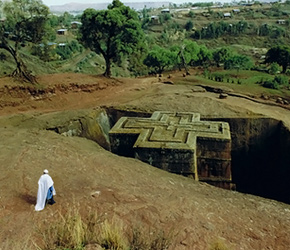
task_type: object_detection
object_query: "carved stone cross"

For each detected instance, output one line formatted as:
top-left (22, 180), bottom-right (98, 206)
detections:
top-left (109, 111), bottom-right (233, 189)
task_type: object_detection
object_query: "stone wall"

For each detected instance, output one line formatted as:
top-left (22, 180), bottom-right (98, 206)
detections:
top-left (44, 109), bottom-right (111, 150)
top-left (208, 117), bottom-right (290, 203)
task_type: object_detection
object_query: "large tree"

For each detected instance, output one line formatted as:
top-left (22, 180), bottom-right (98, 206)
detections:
top-left (0, 0), bottom-right (50, 83)
top-left (144, 45), bottom-right (177, 73)
top-left (265, 46), bottom-right (290, 73)
top-left (79, 0), bottom-right (145, 77)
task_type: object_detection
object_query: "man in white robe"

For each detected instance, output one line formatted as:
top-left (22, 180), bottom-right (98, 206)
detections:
top-left (35, 169), bottom-right (56, 211)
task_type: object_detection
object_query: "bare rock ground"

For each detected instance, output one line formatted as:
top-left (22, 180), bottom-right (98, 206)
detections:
top-left (0, 73), bottom-right (290, 250)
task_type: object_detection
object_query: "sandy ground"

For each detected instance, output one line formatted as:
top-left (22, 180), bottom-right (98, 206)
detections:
top-left (0, 73), bottom-right (290, 250)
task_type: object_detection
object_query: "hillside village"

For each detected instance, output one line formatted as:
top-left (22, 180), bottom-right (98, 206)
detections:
top-left (2, 1), bottom-right (290, 79)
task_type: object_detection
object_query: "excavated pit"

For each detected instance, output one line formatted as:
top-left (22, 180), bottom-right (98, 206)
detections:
top-left (47, 107), bottom-right (290, 204)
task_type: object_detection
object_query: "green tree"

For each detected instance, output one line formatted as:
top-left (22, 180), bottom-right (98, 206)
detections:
top-left (265, 46), bottom-right (290, 73)
top-left (196, 45), bottom-right (212, 67)
top-left (159, 13), bottom-right (171, 24)
top-left (172, 40), bottom-right (202, 73)
top-left (48, 14), bottom-right (59, 27)
top-left (188, 10), bottom-right (195, 18)
top-left (58, 11), bottom-right (74, 27)
top-left (213, 47), bottom-right (232, 67)
top-left (79, 0), bottom-right (145, 77)
top-left (0, 0), bottom-right (49, 83)
top-left (185, 20), bottom-right (193, 31)
top-left (258, 23), bottom-right (271, 36)
top-left (182, 40), bottom-right (200, 66)
top-left (224, 55), bottom-right (253, 70)
top-left (235, 20), bottom-right (248, 34)
top-left (143, 45), bottom-right (176, 73)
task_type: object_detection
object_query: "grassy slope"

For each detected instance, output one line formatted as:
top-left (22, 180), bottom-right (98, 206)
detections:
top-left (174, 69), bottom-right (290, 100)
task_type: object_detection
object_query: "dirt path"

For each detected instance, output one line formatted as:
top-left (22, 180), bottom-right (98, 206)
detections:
top-left (1, 73), bottom-right (290, 127)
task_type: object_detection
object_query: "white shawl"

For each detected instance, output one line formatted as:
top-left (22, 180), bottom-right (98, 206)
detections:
top-left (35, 174), bottom-right (56, 211)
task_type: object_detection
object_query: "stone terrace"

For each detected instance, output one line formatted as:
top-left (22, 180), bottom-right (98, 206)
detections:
top-left (109, 111), bottom-right (233, 189)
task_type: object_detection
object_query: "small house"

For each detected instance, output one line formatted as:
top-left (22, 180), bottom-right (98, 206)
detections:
top-left (151, 15), bottom-right (159, 24)
top-left (223, 12), bottom-right (231, 18)
top-left (161, 8), bottom-right (170, 14)
top-left (277, 20), bottom-right (285, 25)
top-left (71, 21), bottom-right (82, 29)
top-left (233, 9), bottom-right (240, 13)
top-left (58, 43), bottom-right (66, 48)
top-left (202, 13), bottom-right (211, 17)
top-left (57, 29), bottom-right (68, 35)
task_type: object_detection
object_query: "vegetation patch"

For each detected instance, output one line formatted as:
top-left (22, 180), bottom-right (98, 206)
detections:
top-left (33, 206), bottom-right (174, 250)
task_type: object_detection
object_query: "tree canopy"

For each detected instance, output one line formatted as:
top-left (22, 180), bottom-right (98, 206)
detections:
top-left (213, 47), bottom-right (233, 67)
top-left (78, 0), bottom-right (146, 77)
top-left (224, 54), bottom-right (253, 70)
top-left (265, 46), bottom-right (290, 73)
top-left (144, 45), bottom-right (176, 73)
top-left (0, 0), bottom-right (49, 83)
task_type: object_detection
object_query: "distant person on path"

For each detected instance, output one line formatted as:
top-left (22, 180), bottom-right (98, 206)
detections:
top-left (35, 169), bottom-right (56, 211)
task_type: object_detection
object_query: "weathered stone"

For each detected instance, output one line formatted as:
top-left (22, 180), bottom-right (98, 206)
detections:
top-left (109, 111), bottom-right (232, 189)
top-left (219, 93), bottom-right (228, 99)
top-left (276, 97), bottom-right (283, 104)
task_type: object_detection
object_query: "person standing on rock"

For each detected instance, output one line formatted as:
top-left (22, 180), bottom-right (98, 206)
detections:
top-left (35, 169), bottom-right (56, 211)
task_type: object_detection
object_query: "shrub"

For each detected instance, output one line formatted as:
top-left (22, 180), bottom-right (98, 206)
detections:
top-left (262, 80), bottom-right (279, 89)
top-left (56, 40), bottom-right (83, 60)
top-left (269, 62), bottom-right (280, 75)
top-left (224, 55), bottom-right (253, 70)
top-left (274, 75), bottom-right (289, 86)
top-left (185, 20), bottom-right (194, 31)
top-left (0, 52), bottom-right (7, 62)
top-left (286, 69), bottom-right (290, 76)
top-left (211, 72), bottom-right (228, 82)
top-left (188, 10), bottom-right (195, 18)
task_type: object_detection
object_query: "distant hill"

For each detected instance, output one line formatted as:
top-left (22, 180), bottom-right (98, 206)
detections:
top-left (49, 2), bottom-right (171, 12)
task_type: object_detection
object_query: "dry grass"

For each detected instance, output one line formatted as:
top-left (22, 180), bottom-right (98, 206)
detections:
top-left (33, 206), bottom-right (173, 250)
top-left (0, 237), bottom-right (32, 250)
top-left (129, 226), bottom-right (174, 250)
top-left (35, 207), bottom-right (88, 250)
top-left (99, 219), bottom-right (128, 250)
top-left (209, 238), bottom-right (231, 250)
